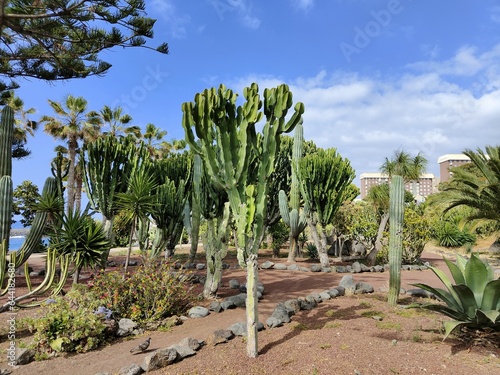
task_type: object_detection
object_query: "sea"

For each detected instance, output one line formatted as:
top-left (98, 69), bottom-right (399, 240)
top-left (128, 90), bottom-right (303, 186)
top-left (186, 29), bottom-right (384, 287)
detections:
top-left (8, 236), bottom-right (25, 251)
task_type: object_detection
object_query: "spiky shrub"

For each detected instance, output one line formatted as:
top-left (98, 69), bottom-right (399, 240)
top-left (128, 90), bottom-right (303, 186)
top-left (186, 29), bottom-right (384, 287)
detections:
top-left (411, 253), bottom-right (500, 339)
top-left (434, 220), bottom-right (476, 248)
top-left (49, 208), bottom-right (110, 283)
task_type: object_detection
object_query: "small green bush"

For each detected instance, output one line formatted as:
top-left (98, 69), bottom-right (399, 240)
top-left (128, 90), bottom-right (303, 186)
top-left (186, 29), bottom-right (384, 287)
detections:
top-left (305, 242), bottom-right (319, 260)
top-left (24, 298), bottom-right (108, 354)
top-left (434, 221), bottom-right (476, 247)
top-left (89, 261), bottom-right (194, 323)
top-left (268, 220), bottom-right (289, 257)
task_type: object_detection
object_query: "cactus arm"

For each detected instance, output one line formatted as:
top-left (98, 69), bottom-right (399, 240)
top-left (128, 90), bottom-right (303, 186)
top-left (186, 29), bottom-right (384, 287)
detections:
top-left (24, 262), bottom-right (32, 292)
top-left (0, 106), bottom-right (14, 178)
top-left (0, 248), bottom-right (62, 311)
top-left (0, 176), bottom-right (13, 252)
top-left (14, 177), bottom-right (58, 267)
top-left (388, 175), bottom-right (405, 306)
top-left (186, 154), bottom-right (202, 263)
top-left (0, 106), bottom-right (15, 280)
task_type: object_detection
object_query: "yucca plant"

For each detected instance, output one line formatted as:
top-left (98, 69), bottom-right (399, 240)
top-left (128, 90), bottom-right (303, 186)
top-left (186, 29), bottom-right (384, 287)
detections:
top-left (411, 253), bottom-right (500, 339)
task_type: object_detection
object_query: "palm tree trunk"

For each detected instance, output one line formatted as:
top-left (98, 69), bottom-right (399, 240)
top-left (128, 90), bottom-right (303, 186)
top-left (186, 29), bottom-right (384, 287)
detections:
top-left (124, 219), bottom-right (135, 278)
top-left (73, 266), bottom-right (81, 284)
top-left (66, 136), bottom-right (78, 213)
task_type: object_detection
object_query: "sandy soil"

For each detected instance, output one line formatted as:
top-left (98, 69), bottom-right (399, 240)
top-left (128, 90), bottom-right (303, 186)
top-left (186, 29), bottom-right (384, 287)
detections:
top-left (0, 245), bottom-right (499, 375)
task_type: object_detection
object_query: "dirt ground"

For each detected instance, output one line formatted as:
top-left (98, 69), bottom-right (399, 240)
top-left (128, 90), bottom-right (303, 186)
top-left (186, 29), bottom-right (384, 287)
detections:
top-left (1, 244), bottom-right (500, 375)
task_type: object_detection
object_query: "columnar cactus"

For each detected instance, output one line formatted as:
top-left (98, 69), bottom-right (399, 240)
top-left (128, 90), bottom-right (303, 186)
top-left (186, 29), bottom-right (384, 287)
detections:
top-left (0, 106), bottom-right (14, 256)
top-left (182, 83), bottom-right (304, 358)
top-left (388, 174), bottom-right (404, 306)
top-left (278, 121), bottom-right (307, 262)
top-left (203, 201), bottom-right (230, 298)
top-left (185, 153), bottom-right (202, 263)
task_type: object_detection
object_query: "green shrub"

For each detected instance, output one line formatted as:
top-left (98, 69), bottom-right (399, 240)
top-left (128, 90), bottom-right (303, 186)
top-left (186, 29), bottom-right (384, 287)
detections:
top-left (268, 220), bottom-right (289, 257)
top-left (24, 298), bottom-right (108, 354)
top-left (88, 261), bottom-right (194, 323)
top-left (401, 207), bottom-right (430, 263)
top-left (305, 242), bottom-right (319, 260)
top-left (379, 206), bottom-right (430, 264)
top-left (434, 221), bottom-right (476, 247)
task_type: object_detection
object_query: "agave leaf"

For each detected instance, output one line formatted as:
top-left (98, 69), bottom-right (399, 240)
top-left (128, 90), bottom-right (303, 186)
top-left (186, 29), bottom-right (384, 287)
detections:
top-left (455, 253), bottom-right (468, 274)
top-left (485, 258), bottom-right (495, 282)
top-left (416, 302), bottom-right (469, 321)
top-left (481, 279), bottom-right (500, 310)
top-left (444, 257), bottom-right (465, 285)
top-left (452, 284), bottom-right (477, 319)
top-left (426, 266), bottom-right (462, 306)
top-left (464, 254), bottom-right (490, 306)
top-left (476, 309), bottom-right (500, 325)
top-left (443, 320), bottom-right (464, 340)
top-left (411, 283), bottom-right (462, 312)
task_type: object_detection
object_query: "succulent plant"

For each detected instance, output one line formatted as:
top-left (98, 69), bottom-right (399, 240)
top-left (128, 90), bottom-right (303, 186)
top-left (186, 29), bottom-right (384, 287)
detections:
top-left (411, 253), bottom-right (500, 339)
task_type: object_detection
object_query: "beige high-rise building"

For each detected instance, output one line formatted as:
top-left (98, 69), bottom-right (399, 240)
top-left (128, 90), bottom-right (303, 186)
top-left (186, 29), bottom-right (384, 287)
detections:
top-left (437, 154), bottom-right (471, 183)
top-left (359, 172), bottom-right (436, 200)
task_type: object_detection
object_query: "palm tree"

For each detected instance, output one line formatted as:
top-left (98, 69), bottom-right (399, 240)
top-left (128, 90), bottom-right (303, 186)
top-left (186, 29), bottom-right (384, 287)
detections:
top-left (115, 169), bottom-right (157, 276)
top-left (100, 105), bottom-right (141, 139)
top-left (139, 123), bottom-right (186, 159)
top-left (436, 145), bottom-right (500, 229)
top-left (40, 95), bottom-right (102, 212)
top-left (381, 150), bottom-right (428, 306)
top-left (6, 94), bottom-right (38, 159)
top-left (141, 123), bottom-right (167, 159)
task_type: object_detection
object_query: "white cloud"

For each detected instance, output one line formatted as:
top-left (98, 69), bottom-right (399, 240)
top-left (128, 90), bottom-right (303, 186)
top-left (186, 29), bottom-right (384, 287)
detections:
top-left (226, 44), bottom-right (500, 181)
top-left (408, 45), bottom-right (500, 77)
top-left (292, 0), bottom-right (314, 11)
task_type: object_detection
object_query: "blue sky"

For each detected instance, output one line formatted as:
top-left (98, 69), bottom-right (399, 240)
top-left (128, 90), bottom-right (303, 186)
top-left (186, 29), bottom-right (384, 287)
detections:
top-left (11, 0), bottom-right (500, 193)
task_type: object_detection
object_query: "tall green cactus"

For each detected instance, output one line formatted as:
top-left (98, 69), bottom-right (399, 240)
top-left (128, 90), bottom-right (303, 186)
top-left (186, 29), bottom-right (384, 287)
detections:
top-left (182, 83), bottom-right (304, 358)
top-left (0, 106), bottom-right (13, 178)
top-left (388, 175), bottom-right (404, 306)
top-left (0, 106), bottom-right (14, 257)
top-left (184, 153), bottom-right (202, 263)
top-left (203, 202), bottom-right (230, 298)
top-left (149, 152), bottom-right (191, 259)
top-left (0, 105), bottom-right (65, 298)
top-left (278, 121), bottom-right (307, 262)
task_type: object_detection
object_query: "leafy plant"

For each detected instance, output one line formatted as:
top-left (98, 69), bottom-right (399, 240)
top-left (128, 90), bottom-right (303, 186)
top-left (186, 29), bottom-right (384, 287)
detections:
top-left (434, 220), bottom-right (476, 248)
top-left (50, 208), bottom-right (110, 283)
top-left (411, 254), bottom-right (500, 339)
top-left (88, 261), bottom-right (193, 323)
top-left (305, 242), bottom-right (319, 260)
top-left (24, 297), bottom-right (108, 354)
top-left (268, 220), bottom-right (289, 257)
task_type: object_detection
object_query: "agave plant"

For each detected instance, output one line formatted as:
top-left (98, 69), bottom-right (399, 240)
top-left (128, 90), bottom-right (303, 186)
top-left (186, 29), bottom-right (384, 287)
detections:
top-left (412, 253), bottom-right (500, 339)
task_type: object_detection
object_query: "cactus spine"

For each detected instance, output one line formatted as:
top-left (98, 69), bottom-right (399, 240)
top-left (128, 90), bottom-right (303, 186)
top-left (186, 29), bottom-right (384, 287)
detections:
top-left (182, 83), bottom-right (304, 358)
top-left (387, 175), bottom-right (404, 306)
top-left (278, 121), bottom-right (307, 262)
